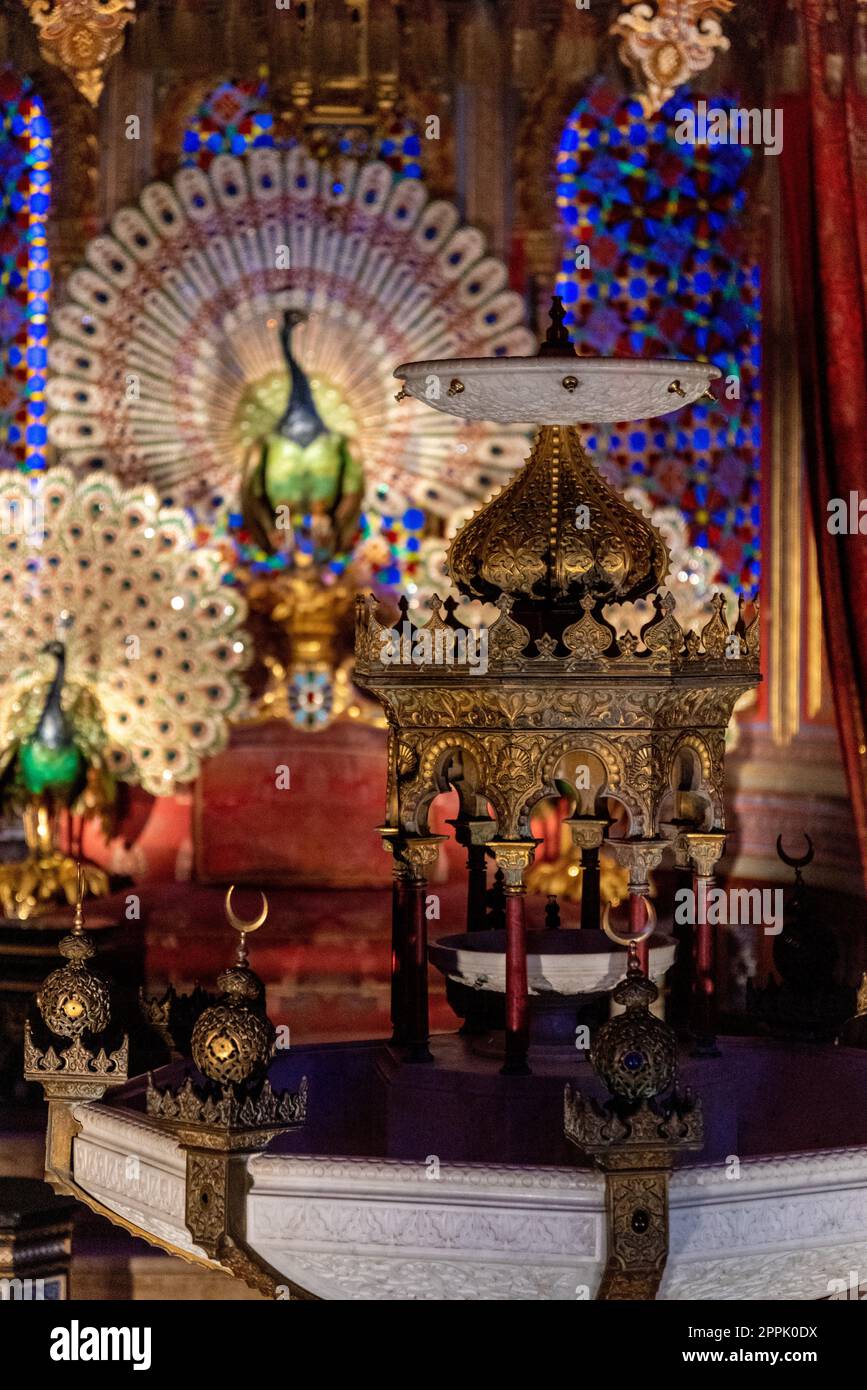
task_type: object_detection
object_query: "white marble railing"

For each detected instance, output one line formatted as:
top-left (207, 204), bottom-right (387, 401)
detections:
top-left (69, 1100), bottom-right (867, 1300)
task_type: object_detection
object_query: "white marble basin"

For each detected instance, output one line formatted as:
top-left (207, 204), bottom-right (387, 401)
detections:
top-left (429, 928), bottom-right (675, 998)
top-left (69, 1095), bottom-right (867, 1301)
top-left (393, 355), bottom-right (719, 425)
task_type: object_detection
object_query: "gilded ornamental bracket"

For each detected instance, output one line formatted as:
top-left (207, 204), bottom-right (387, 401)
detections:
top-left (565, 953), bottom-right (704, 1299)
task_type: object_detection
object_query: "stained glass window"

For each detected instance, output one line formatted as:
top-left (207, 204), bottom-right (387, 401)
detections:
top-left (181, 79), bottom-right (275, 168)
top-left (0, 69), bottom-right (52, 472)
top-left (181, 78), bottom-right (423, 180)
top-left (556, 78), bottom-right (761, 593)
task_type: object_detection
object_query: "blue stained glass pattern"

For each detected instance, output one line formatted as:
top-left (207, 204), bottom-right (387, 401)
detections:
top-left (556, 78), bottom-right (761, 592)
top-left (0, 69), bottom-right (52, 472)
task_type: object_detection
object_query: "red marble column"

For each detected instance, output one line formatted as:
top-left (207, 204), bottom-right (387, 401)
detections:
top-left (693, 872), bottom-right (714, 1041)
top-left (406, 875), bottom-right (431, 1062)
top-left (490, 841), bottom-right (535, 1076)
top-left (503, 888), bottom-right (530, 1074)
top-left (400, 836), bottom-right (445, 1064)
top-left (608, 840), bottom-right (667, 976)
top-left (684, 832), bottom-right (726, 1057)
top-left (379, 828), bottom-right (409, 1044)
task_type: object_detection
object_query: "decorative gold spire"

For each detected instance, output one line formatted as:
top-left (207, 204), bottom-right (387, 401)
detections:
top-left (447, 424), bottom-right (670, 607)
top-left (147, 885), bottom-right (307, 1141)
top-left (190, 888), bottom-right (275, 1087)
top-left (25, 862), bottom-right (128, 1097)
top-left (536, 294), bottom-right (577, 358)
top-left (36, 864), bottom-right (110, 1039)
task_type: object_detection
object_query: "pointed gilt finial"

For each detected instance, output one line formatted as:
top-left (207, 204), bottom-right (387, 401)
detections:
top-left (538, 295), bottom-right (577, 357)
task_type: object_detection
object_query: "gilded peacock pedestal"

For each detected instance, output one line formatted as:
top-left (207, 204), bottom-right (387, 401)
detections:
top-left (0, 799), bottom-right (108, 923)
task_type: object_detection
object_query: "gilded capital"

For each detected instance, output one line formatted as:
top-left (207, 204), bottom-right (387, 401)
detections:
top-left (401, 835), bottom-right (446, 876)
top-left (488, 839), bottom-right (537, 887)
top-left (683, 831), bottom-right (727, 879)
top-left (609, 838), bottom-right (667, 892)
top-left (565, 816), bottom-right (608, 852)
top-left (669, 832), bottom-right (692, 870)
top-left (378, 826), bottom-right (403, 858)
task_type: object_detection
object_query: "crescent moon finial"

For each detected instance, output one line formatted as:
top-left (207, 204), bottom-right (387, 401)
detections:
top-left (224, 885), bottom-right (269, 936)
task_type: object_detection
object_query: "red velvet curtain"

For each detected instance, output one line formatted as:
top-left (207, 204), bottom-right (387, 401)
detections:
top-left (778, 0), bottom-right (867, 882)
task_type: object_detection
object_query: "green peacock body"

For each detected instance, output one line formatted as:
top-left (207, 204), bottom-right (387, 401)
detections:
top-left (0, 467), bottom-right (251, 915)
top-left (242, 310), bottom-right (363, 556)
top-left (11, 635), bottom-right (85, 804)
top-left (3, 631), bottom-right (86, 806)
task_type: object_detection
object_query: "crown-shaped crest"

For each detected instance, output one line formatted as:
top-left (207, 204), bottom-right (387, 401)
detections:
top-left (139, 983), bottom-right (218, 1057)
top-left (356, 584), bottom-right (759, 678)
top-left (24, 1019), bottom-right (128, 1089)
top-left (25, 866), bottom-right (128, 1099)
top-left (146, 887), bottom-right (307, 1142)
top-left (147, 1073), bottom-right (307, 1134)
top-left (564, 1084), bottom-right (704, 1158)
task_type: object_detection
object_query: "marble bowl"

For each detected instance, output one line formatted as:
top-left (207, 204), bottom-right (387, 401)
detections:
top-left (393, 356), bottom-right (719, 425)
top-left (428, 927), bottom-right (676, 998)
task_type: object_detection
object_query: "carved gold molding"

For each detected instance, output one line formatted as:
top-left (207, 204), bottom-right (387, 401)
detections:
top-left (21, 0), bottom-right (136, 107)
top-left (767, 156), bottom-right (804, 746)
top-left (806, 523), bottom-right (824, 720)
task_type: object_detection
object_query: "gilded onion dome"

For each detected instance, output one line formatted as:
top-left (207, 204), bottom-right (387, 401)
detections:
top-left (190, 889), bottom-right (276, 1088)
top-left (446, 297), bottom-right (670, 609)
top-left (447, 422), bottom-right (670, 607)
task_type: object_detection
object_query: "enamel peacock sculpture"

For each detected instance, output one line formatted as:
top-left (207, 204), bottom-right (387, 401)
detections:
top-left (240, 307), bottom-right (364, 560)
top-left (0, 469), bottom-right (249, 918)
top-left (44, 147), bottom-right (535, 727)
top-left (45, 147), bottom-right (535, 545)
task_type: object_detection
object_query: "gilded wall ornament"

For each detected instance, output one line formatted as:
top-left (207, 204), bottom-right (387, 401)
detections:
top-left (611, 0), bottom-right (735, 117)
top-left (23, 0), bottom-right (137, 106)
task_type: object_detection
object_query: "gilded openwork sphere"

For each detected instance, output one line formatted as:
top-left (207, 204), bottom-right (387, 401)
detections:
top-left (38, 962), bottom-right (111, 1038)
top-left (191, 994), bottom-right (275, 1086)
top-left (589, 969), bottom-right (676, 1102)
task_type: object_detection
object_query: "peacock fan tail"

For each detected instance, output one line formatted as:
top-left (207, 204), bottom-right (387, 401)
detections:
top-left (0, 468), bottom-right (250, 805)
top-left (45, 147), bottom-right (535, 541)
